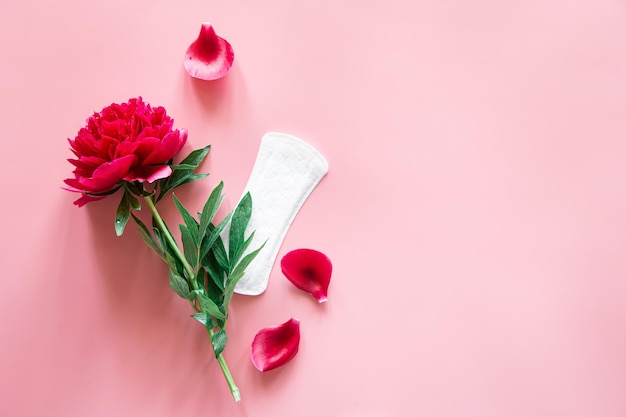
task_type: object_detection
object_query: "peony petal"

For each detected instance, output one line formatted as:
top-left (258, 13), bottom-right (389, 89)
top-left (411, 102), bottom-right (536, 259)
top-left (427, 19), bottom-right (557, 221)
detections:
top-left (251, 318), bottom-right (300, 372)
top-left (281, 249), bottom-right (332, 303)
top-left (142, 129), bottom-right (187, 165)
top-left (63, 178), bottom-right (83, 190)
top-left (113, 140), bottom-right (142, 159)
top-left (78, 154), bottom-right (136, 193)
top-left (123, 165), bottom-right (172, 183)
top-left (73, 193), bottom-right (105, 207)
top-left (184, 22), bottom-right (234, 80)
top-left (61, 186), bottom-right (105, 207)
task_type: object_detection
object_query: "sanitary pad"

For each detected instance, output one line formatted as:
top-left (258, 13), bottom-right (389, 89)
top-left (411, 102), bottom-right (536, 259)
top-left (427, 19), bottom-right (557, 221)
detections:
top-left (223, 132), bottom-right (328, 295)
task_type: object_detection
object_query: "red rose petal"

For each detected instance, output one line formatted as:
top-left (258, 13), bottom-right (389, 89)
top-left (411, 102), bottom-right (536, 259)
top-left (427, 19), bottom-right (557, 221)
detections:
top-left (184, 22), bottom-right (234, 81)
top-left (281, 249), bottom-right (332, 303)
top-left (251, 318), bottom-right (301, 372)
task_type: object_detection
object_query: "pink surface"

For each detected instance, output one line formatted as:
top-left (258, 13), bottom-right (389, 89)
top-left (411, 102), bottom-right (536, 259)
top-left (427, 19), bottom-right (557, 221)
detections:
top-left (1, 1), bottom-right (626, 416)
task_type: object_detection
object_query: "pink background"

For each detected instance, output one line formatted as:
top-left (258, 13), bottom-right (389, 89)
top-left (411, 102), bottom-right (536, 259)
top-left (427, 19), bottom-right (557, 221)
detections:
top-left (1, 1), bottom-right (626, 416)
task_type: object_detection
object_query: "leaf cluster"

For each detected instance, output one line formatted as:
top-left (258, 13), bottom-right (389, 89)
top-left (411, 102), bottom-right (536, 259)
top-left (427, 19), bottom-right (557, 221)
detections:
top-left (172, 189), bottom-right (264, 357)
top-left (112, 145), bottom-right (264, 359)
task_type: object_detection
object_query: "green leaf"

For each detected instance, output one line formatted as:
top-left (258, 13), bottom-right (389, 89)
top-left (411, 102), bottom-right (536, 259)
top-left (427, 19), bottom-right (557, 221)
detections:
top-left (199, 181), bottom-right (224, 239)
top-left (231, 230), bottom-right (256, 267)
top-left (171, 164), bottom-right (199, 170)
top-left (152, 226), bottom-right (163, 249)
top-left (195, 268), bottom-right (206, 289)
top-left (127, 193), bottom-right (141, 210)
top-left (169, 254), bottom-right (186, 278)
top-left (211, 329), bottom-right (227, 357)
top-left (197, 293), bottom-right (226, 320)
top-left (159, 174), bottom-right (210, 202)
top-left (200, 212), bottom-right (232, 261)
top-left (184, 173), bottom-right (210, 185)
top-left (179, 145), bottom-right (211, 168)
top-left (222, 270), bottom-right (244, 314)
top-left (173, 194), bottom-right (199, 243)
top-left (131, 214), bottom-right (164, 259)
top-left (115, 192), bottom-right (132, 237)
top-left (191, 312), bottom-right (215, 329)
top-left (204, 256), bottom-right (226, 290)
top-left (152, 218), bottom-right (185, 276)
top-left (179, 224), bottom-right (198, 268)
top-left (169, 270), bottom-right (192, 300)
top-left (156, 146), bottom-right (211, 202)
top-left (223, 241), bottom-right (265, 311)
top-left (230, 239), bottom-right (266, 280)
top-left (86, 185), bottom-right (122, 197)
top-left (228, 192), bottom-right (252, 261)
top-left (212, 237), bottom-right (230, 273)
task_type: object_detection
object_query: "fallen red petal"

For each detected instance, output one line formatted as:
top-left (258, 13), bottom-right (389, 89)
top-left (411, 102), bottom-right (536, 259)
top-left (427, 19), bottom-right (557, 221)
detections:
top-left (184, 22), bottom-right (234, 81)
top-left (251, 318), bottom-right (300, 372)
top-left (281, 249), bottom-right (332, 303)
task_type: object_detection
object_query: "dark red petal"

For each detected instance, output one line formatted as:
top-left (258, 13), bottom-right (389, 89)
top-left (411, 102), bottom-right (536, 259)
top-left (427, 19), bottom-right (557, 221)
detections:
top-left (251, 318), bottom-right (300, 372)
top-left (78, 154), bottom-right (136, 192)
top-left (184, 22), bottom-right (234, 80)
top-left (281, 249), bottom-right (332, 303)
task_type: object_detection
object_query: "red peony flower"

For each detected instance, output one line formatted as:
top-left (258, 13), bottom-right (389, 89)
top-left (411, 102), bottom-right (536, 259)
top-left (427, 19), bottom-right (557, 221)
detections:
top-left (63, 97), bottom-right (187, 206)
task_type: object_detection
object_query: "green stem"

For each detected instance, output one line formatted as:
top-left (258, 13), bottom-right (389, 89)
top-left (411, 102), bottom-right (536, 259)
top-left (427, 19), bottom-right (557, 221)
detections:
top-left (212, 328), bottom-right (241, 402)
top-left (143, 197), bottom-right (195, 280)
top-left (143, 196), bottom-right (241, 402)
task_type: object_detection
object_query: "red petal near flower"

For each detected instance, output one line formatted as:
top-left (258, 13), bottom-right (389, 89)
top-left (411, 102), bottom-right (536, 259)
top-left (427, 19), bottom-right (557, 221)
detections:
top-left (251, 318), bottom-right (301, 372)
top-left (281, 249), bottom-right (332, 303)
top-left (184, 22), bottom-right (234, 80)
top-left (78, 154), bottom-right (136, 192)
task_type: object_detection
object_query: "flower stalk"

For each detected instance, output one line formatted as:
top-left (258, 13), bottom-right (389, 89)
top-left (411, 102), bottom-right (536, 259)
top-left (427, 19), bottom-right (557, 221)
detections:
top-left (143, 196), bottom-right (241, 402)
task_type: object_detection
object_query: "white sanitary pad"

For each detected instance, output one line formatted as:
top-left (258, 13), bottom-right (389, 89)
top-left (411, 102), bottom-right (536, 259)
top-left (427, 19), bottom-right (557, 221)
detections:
top-left (223, 132), bottom-right (329, 295)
